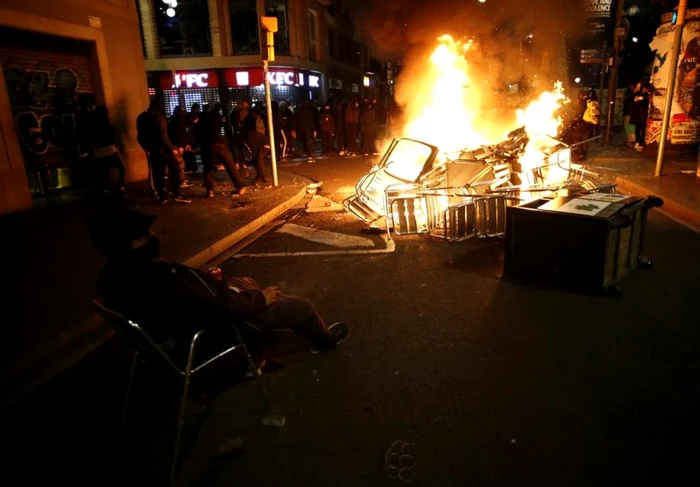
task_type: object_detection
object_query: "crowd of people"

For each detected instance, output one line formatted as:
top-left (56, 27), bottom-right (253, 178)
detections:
top-left (563, 80), bottom-right (651, 161)
top-left (128, 96), bottom-right (385, 204)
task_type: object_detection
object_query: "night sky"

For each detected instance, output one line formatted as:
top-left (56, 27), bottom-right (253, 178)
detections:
top-left (353, 0), bottom-right (696, 88)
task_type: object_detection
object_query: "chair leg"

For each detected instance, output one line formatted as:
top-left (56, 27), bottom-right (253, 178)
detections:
top-left (233, 325), bottom-right (272, 413)
top-left (122, 351), bottom-right (138, 425)
top-left (170, 338), bottom-right (198, 484)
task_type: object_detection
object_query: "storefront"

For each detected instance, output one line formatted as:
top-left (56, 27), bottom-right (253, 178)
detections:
top-left (150, 67), bottom-right (324, 117)
top-left (159, 70), bottom-right (222, 115)
top-left (1, 27), bottom-right (97, 195)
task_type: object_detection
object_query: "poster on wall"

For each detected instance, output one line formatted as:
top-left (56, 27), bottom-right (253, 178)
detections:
top-left (649, 8), bottom-right (700, 144)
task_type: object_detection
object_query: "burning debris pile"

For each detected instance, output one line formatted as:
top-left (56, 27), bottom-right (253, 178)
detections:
top-left (344, 35), bottom-right (613, 241)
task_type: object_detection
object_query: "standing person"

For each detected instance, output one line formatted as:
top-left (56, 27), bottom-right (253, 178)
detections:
top-left (319, 103), bottom-right (335, 156)
top-left (360, 98), bottom-right (378, 156)
top-left (136, 100), bottom-right (189, 204)
top-left (631, 82), bottom-right (650, 152)
top-left (199, 103), bottom-right (247, 198)
top-left (245, 105), bottom-right (271, 186)
top-left (623, 82), bottom-right (637, 147)
top-left (294, 99), bottom-right (317, 162)
top-left (270, 101), bottom-right (286, 161)
top-left (334, 100), bottom-right (346, 156)
top-left (280, 101), bottom-right (295, 158)
top-left (344, 98), bottom-right (360, 156)
top-left (92, 105), bottom-right (127, 197)
top-left (169, 106), bottom-right (193, 187)
top-left (183, 105), bottom-right (200, 174)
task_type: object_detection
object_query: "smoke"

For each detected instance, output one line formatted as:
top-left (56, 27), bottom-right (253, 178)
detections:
top-left (354, 0), bottom-right (589, 144)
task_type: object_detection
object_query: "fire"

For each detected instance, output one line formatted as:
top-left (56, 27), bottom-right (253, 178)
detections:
top-left (401, 35), bottom-right (488, 154)
top-left (516, 82), bottom-right (570, 185)
top-left (396, 35), bottom-right (570, 186)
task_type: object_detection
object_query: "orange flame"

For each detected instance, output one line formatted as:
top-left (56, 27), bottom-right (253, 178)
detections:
top-left (396, 35), bottom-right (570, 187)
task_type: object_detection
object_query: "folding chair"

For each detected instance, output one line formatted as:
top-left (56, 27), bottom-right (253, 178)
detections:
top-left (93, 292), bottom-right (271, 484)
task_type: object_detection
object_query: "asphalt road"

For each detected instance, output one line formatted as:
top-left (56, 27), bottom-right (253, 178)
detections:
top-left (177, 168), bottom-right (700, 486)
top-left (2, 156), bottom-right (699, 487)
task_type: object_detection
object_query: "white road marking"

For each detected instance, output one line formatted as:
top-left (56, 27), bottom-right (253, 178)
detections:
top-left (234, 239), bottom-right (395, 258)
top-left (276, 223), bottom-right (375, 248)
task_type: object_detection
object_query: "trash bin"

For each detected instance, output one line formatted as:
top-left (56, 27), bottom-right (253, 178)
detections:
top-left (504, 193), bottom-right (663, 295)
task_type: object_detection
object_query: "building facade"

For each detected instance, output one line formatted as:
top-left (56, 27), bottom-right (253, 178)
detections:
top-left (0, 0), bottom-right (150, 215)
top-left (139, 0), bottom-right (388, 117)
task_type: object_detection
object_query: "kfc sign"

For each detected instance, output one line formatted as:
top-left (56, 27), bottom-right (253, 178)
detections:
top-left (268, 71), bottom-right (297, 86)
top-left (163, 70), bottom-right (219, 90)
top-left (173, 73), bottom-right (209, 88)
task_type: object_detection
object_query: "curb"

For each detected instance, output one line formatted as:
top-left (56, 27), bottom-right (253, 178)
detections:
top-left (1, 179), bottom-right (309, 410)
top-left (616, 176), bottom-right (700, 230)
top-left (183, 184), bottom-right (308, 268)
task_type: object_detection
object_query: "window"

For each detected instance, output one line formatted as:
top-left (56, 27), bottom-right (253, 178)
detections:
top-left (265, 0), bottom-right (290, 55)
top-left (154, 0), bottom-right (212, 57)
top-left (229, 0), bottom-right (260, 55)
top-left (307, 10), bottom-right (318, 62)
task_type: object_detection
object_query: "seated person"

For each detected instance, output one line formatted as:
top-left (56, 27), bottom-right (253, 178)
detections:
top-left (87, 208), bottom-right (348, 365)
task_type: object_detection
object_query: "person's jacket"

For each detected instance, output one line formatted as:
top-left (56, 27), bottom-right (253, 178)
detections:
top-left (631, 91), bottom-right (650, 124)
top-left (320, 111), bottom-right (335, 133)
top-left (169, 111), bottom-right (189, 147)
top-left (360, 104), bottom-right (377, 132)
top-left (199, 111), bottom-right (228, 145)
top-left (294, 103), bottom-right (316, 132)
top-left (97, 257), bottom-right (266, 344)
top-left (136, 110), bottom-right (174, 154)
top-left (344, 101), bottom-right (360, 124)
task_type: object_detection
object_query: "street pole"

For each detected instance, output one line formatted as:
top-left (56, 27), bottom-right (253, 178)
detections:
top-left (261, 17), bottom-right (279, 187)
top-left (262, 58), bottom-right (278, 187)
top-left (603, 0), bottom-right (627, 146)
top-left (656, 0), bottom-right (688, 177)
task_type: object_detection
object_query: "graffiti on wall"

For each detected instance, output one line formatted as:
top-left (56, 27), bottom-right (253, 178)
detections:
top-left (3, 66), bottom-right (93, 159)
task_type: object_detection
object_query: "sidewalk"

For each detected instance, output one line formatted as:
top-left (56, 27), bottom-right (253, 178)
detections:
top-left (584, 140), bottom-right (700, 229)
top-left (0, 169), bottom-right (308, 408)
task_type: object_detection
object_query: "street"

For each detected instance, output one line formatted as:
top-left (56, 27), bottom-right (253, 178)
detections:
top-left (177, 156), bottom-right (700, 486)
top-left (1, 156), bottom-right (698, 487)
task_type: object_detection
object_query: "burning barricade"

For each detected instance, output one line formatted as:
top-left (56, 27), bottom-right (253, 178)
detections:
top-left (343, 128), bottom-right (604, 241)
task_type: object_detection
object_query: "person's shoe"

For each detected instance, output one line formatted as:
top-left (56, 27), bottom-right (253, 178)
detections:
top-left (207, 190), bottom-right (214, 198)
top-left (180, 180), bottom-right (194, 188)
top-left (307, 157), bottom-right (314, 163)
top-left (231, 187), bottom-right (247, 197)
top-left (159, 197), bottom-right (168, 204)
top-left (173, 195), bottom-right (192, 204)
top-left (310, 322), bottom-right (349, 354)
top-left (339, 150), bottom-right (347, 156)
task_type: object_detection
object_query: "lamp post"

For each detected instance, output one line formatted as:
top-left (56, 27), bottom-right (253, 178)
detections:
top-left (656, 0), bottom-right (688, 177)
top-left (261, 16), bottom-right (279, 187)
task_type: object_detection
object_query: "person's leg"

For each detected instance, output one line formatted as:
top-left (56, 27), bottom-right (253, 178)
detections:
top-left (164, 152), bottom-right (181, 196)
top-left (202, 146), bottom-right (215, 193)
top-left (304, 131), bottom-right (314, 158)
top-left (214, 144), bottom-right (245, 190)
top-left (107, 152), bottom-right (126, 190)
top-left (150, 154), bottom-right (166, 201)
top-left (639, 118), bottom-right (647, 147)
top-left (635, 124), bottom-right (644, 146)
top-left (256, 295), bottom-right (336, 351)
top-left (183, 150), bottom-right (197, 173)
